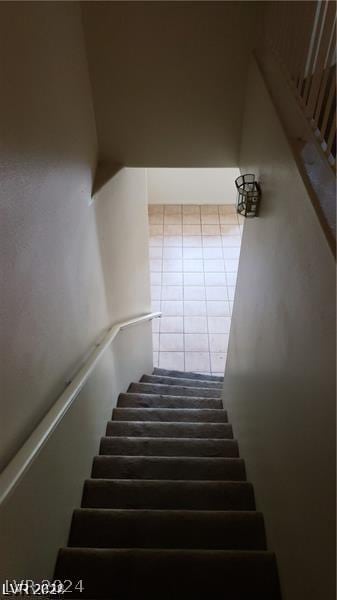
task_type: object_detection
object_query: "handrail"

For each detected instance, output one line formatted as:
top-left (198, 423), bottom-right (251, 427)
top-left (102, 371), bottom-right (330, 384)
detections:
top-left (0, 311), bottom-right (161, 506)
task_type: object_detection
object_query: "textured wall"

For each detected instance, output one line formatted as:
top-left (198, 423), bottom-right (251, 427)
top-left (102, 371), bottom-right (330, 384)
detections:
top-left (0, 1), bottom-right (108, 470)
top-left (224, 59), bottom-right (336, 600)
top-left (81, 1), bottom-right (260, 166)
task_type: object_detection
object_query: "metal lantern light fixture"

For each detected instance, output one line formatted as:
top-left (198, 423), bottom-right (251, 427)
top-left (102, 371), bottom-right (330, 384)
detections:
top-left (235, 174), bottom-right (261, 218)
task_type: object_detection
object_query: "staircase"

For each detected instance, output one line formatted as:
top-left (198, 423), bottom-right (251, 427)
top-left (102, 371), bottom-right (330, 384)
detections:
top-left (55, 368), bottom-right (281, 599)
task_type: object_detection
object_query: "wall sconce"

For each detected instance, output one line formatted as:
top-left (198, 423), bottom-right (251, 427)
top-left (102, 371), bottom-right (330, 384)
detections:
top-left (235, 174), bottom-right (261, 218)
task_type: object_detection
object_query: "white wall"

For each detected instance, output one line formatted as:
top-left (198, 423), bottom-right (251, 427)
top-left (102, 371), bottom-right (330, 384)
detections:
top-left (0, 2), bottom-right (152, 581)
top-left (147, 168), bottom-right (239, 205)
top-left (224, 58), bottom-right (336, 600)
top-left (0, 323), bottom-right (152, 582)
top-left (94, 167), bottom-right (152, 321)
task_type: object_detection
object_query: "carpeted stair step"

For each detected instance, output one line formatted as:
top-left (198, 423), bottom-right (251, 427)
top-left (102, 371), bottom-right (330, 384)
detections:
top-left (128, 382), bottom-right (221, 398)
top-left (69, 509), bottom-right (266, 550)
top-left (112, 408), bottom-right (227, 423)
top-left (99, 436), bottom-right (239, 457)
top-left (55, 548), bottom-right (281, 599)
top-left (153, 367), bottom-right (224, 383)
top-left (117, 392), bottom-right (223, 409)
top-left (92, 456), bottom-right (246, 481)
top-left (141, 374), bottom-right (222, 390)
top-left (82, 479), bottom-right (255, 510)
top-left (106, 421), bottom-right (233, 439)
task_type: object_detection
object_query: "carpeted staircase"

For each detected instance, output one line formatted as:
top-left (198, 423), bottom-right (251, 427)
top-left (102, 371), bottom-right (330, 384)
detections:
top-left (55, 368), bottom-right (281, 599)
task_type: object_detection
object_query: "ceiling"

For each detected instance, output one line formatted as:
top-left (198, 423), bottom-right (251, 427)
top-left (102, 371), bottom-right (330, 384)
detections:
top-left (82, 1), bottom-right (261, 167)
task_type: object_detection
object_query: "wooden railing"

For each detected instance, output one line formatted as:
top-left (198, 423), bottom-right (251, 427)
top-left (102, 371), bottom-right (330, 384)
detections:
top-left (264, 0), bottom-right (336, 170)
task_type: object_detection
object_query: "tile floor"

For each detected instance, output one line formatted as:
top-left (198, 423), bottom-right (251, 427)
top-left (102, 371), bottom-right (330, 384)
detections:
top-left (148, 204), bottom-right (243, 376)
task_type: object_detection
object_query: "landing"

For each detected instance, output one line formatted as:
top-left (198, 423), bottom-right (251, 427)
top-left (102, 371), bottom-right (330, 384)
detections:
top-left (148, 204), bottom-right (243, 376)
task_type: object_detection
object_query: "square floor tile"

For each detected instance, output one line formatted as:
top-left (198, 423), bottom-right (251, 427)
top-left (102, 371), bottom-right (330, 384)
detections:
top-left (149, 246), bottom-right (163, 259)
top-left (183, 286), bottom-right (206, 301)
top-left (201, 213), bottom-right (220, 225)
top-left (160, 333), bottom-right (184, 351)
top-left (183, 259), bottom-right (203, 272)
top-left (207, 301), bottom-right (230, 316)
top-left (202, 224), bottom-right (221, 236)
top-left (203, 247), bottom-right (223, 259)
top-left (163, 236), bottom-right (182, 247)
top-left (202, 236), bottom-right (222, 247)
top-left (184, 316), bottom-right (208, 333)
top-left (152, 333), bottom-right (159, 351)
top-left (226, 272), bottom-right (237, 286)
top-left (163, 247), bottom-right (183, 259)
top-left (159, 352), bottom-right (184, 370)
top-left (183, 236), bottom-right (202, 247)
top-left (223, 247), bottom-right (240, 260)
top-left (185, 352), bottom-right (210, 372)
top-left (151, 272), bottom-right (162, 285)
top-left (164, 214), bottom-right (182, 225)
top-left (220, 224), bottom-right (241, 236)
top-left (218, 204), bottom-right (236, 215)
top-left (183, 247), bottom-right (203, 259)
top-left (209, 333), bottom-right (229, 353)
top-left (150, 225), bottom-right (163, 236)
top-left (150, 259), bottom-right (162, 272)
top-left (164, 224), bottom-right (182, 236)
top-left (210, 352), bottom-right (227, 373)
top-left (205, 286), bottom-right (227, 300)
top-left (184, 334), bottom-right (209, 352)
top-left (162, 272), bottom-right (183, 285)
top-left (184, 272), bottom-right (204, 286)
top-left (164, 205), bottom-right (182, 215)
top-left (160, 316), bottom-right (184, 333)
top-left (204, 272), bottom-right (227, 286)
top-left (208, 316), bottom-right (231, 333)
top-left (163, 259), bottom-right (183, 272)
top-left (151, 286), bottom-right (161, 300)
top-left (204, 260), bottom-right (225, 272)
top-left (183, 214), bottom-right (201, 225)
top-left (222, 237), bottom-right (242, 249)
top-left (161, 300), bottom-right (183, 316)
top-left (161, 286), bottom-right (183, 301)
top-left (183, 224), bottom-right (202, 235)
top-left (152, 300), bottom-right (161, 312)
top-left (219, 214), bottom-right (239, 225)
top-left (149, 236), bottom-right (163, 247)
top-left (184, 300), bottom-right (207, 316)
top-left (224, 259), bottom-right (239, 272)
top-left (201, 205), bottom-right (219, 215)
top-left (149, 212), bottom-right (164, 225)
top-left (149, 204), bottom-right (164, 215)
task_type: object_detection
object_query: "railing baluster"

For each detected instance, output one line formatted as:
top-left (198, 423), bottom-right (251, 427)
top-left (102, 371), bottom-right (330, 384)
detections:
top-left (306, 2), bottom-right (336, 120)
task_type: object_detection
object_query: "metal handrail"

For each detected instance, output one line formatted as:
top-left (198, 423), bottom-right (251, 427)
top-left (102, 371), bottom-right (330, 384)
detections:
top-left (0, 311), bottom-right (161, 505)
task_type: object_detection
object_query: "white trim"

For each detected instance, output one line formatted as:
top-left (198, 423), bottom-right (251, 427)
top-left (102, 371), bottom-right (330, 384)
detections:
top-left (0, 311), bottom-right (161, 505)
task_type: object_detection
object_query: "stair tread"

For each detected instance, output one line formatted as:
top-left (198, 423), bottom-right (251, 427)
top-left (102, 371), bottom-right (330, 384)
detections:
top-left (92, 455), bottom-right (246, 481)
top-left (153, 368), bottom-right (224, 382)
top-left (82, 479), bottom-right (255, 510)
top-left (141, 374), bottom-right (222, 389)
top-left (55, 548), bottom-right (281, 599)
top-left (106, 421), bottom-right (233, 439)
top-left (69, 509), bottom-right (266, 550)
top-left (117, 393), bottom-right (222, 409)
top-left (112, 407), bottom-right (227, 423)
top-left (129, 382), bottom-right (221, 398)
top-left (99, 436), bottom-right (238, 457)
